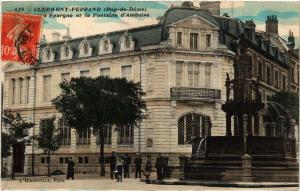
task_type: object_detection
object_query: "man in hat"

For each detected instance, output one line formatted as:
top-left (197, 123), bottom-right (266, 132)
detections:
top-left (155, 154), bottom-right (164, 180)
top-left (134, 153), bottom-right (142, 178)
top-left (123, 153), bottom-right (131, 178)
top-left (109, 151), bottom-right (117, 179)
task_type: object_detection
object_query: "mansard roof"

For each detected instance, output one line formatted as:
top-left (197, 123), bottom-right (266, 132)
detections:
top-left (39, 4), bottom-right (294, 68)
top-left (38, 24), bottom-right (162, 65)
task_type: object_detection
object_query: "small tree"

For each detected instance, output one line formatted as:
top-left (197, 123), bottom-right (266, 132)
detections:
top-left (268, 91), bottom-right (299, 123)
top-left (53, 76), bottom-right (146, 176)
top-left (2, 110), bottom-right (34, 180)
top-left (36, 116), bottom-right (61, 177)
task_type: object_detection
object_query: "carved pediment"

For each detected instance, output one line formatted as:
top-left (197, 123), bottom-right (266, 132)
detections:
top-left (169, 15), bottom-right (219, 30)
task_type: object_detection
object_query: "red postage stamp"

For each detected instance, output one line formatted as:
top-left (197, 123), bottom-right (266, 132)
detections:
top-left (1, 12), bottom-right (43, 65)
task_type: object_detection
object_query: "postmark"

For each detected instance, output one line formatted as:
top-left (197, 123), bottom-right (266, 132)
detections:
top-left (1, 12), bottom-right (43, 65)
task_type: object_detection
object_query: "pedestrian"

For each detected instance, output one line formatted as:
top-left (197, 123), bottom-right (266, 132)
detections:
top-left (155, 154), bottom-right (164, 180)
top-left (110, 151), bottom-right (117, 180)
top-left (145, 155), bottom-right (152, 184)
top-left (116, 156), bottom-right (124, 182)
top-left (66, 158), bottom-right (75, 180)
top-left (134, 153), bottom-right (142, 178)
top-left (123, 153), bottom-right (131, 178)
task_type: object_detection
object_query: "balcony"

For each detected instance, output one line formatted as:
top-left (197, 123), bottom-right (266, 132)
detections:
top-left (170, 87), bottom-right (221, 100)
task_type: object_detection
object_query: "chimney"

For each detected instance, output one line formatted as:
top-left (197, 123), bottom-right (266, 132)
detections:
top-left (62, 24), bottom-right (72, 41)
top-left (265, 15), bottom-right (278, 34)
top-left (287, 29), bottom-right (295, 50)
top-left (199, 1), bottom-right (221, 15)
top-left (52, 31), bottom-right (61, 42)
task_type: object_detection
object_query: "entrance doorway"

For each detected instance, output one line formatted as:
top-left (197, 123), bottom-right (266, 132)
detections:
top-left (13, 142), bottom-right (25, 173)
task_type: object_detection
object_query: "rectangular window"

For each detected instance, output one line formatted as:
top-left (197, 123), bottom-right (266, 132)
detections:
top-left (43, 75), bottom-right (51, 102)
top-left (80, 70), bottom-right (90, 77)
top-left (41, 157), bottom-right (45, 164)
top-left (176, 62), bottom-right (183, 87)
top-left (206, 34), bottom-right (211, 48)
top-left (96, 125), bottom-right (112, 145)
top-left (64, 157), bottom-right (69, 163)
top-left (187, 62), bottom-right (200, 87)
top-left (204, 64), bottom-right (211, 87)
top-left (76, 128), bottom-right (91, 145)
top-left (267, 65), bottom-right (271, 84)
top-left (177, 32), bottom-right (182, 45)
top-left (84, 157), bottom-right (89, 164)
top-left (118, 125), bottom-right (134, 145)
top-left (121, 65), bottom-right (132, 81)
top-left (61, 73), bottom-right (70, 82)
top-left (282, 74), bottom-right (286, 91)
top-left (58, 119), bottom-right (71, 146)
top-left (78, 157), bottom-right (83, 164)
top-left (190, 33), bottom-right (198, 50)
top-left (100, 68), bottom-right (110, 77)
top-left (59, 157), bottom-right (64, 164)
top-left (274, 70), bottom-right (279, 88)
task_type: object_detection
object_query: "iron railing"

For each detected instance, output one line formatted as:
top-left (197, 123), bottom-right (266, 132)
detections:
top-left (171, 87), bottom-right (221, 100)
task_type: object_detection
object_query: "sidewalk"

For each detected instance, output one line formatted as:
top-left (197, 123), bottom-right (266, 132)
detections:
top-left (142, 178), bottom-right (299, 188)
top-left (1, 174), bottom-right (299, 190)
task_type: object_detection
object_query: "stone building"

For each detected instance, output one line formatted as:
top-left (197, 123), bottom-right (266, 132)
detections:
top-left (2, 2), bottom-right (298, 176)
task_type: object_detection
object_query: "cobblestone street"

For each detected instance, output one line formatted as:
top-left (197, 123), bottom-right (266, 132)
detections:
top-left (1, 175), bottom-right (298, 190)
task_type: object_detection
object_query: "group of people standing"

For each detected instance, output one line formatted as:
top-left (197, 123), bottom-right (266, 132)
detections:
top-left (65, 152), bottom-right (167, 182)
top-left (110, 152), bottom-right (167, 183)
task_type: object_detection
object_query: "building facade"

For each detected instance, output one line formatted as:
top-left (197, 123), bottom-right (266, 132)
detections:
top-left (2, 2), bottom-right (299, 176)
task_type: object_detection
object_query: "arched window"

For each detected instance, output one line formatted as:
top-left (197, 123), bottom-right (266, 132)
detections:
top-left (46, 49), bottom-right (51, 59)
top-left (104, 40), bottom-right (109, 51)
top-left (65, 47), bottom-right (69, 57)
top-left (83, 43), bottom-right (89, 54)
top-left (125, 36), bottom-right (131, 48)
top-left (178, 113), bottom-right (211, 144)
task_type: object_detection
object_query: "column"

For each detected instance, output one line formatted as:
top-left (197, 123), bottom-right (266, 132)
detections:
top-left (212, 63), bottom-right (218, 89)
top-left (199, 63), bottom-right (204, 87)
top-left (70, 129), bottom-right (77, 153)
top-left (111, 125), bottom-right (118, 152)
top-left (15, 77), bottom-right (20, 104)
top-left (258, 111), bottom-right (265, 136)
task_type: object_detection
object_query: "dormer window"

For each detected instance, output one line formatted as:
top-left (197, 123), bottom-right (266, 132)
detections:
top-left (99, 36), bottom-right (113, 55)
top-left (60, 43), bottom-right (73, 60)
top-left (119, 32), bottom-right (135, 52)
top-left (190, 33), bottom-right (198, 50)
top-left (177, 32), bottom-right (182, 46)
top-left (42, 46), bottom-right (54, 63)
top-left (79, 40), bottom-right (91, 58)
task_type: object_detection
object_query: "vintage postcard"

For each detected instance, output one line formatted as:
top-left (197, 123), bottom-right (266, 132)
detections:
top-left (1, 0), bottom-right (299, 190)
